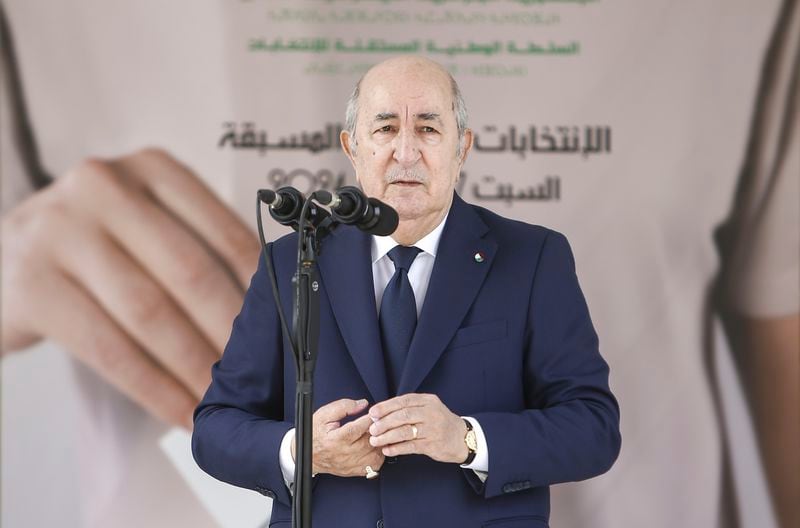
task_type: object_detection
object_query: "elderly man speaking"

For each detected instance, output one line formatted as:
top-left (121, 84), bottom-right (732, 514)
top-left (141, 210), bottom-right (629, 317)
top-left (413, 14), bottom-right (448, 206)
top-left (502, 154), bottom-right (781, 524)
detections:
top-left (192, 56), bottom-right (621, 528)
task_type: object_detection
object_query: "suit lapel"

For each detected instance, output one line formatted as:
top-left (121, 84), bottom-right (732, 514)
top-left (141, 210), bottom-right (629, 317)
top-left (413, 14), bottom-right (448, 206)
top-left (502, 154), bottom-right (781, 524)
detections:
top-left (398, 194), bottom-right (498, 395)
top-left (317, 227), bottom-right (389, 403)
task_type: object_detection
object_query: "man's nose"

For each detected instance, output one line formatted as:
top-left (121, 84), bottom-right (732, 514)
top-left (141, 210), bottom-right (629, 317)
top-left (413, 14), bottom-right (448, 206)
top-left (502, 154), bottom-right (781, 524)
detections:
top-left (392, 127), bottom-right (421, 167)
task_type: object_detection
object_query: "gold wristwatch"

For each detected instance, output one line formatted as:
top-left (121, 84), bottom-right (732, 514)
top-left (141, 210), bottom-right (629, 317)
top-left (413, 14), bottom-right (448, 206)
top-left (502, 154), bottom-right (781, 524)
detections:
top-left (462, 419), bottom-right (478, 465)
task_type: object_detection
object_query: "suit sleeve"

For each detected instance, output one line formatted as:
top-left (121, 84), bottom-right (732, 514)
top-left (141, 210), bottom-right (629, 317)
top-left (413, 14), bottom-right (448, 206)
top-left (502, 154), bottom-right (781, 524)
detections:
top-left (192, 245), bottom-right (294, 507)
top-left (470, 230), bottom-right (621, 499)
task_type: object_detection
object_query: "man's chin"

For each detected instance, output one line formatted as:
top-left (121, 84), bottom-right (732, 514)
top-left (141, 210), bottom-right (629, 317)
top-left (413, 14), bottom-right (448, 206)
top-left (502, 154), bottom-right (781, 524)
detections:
top-left (381, 184), bottom-right (429, 216)
top-left (386, 200), bottom-right (425, 221)
top-left (386, 182), bottom-right (425, 195)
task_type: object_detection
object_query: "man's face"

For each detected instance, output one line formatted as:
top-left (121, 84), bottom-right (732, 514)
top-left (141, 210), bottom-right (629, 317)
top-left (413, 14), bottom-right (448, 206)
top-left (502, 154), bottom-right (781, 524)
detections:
top-left (342, 60), bottom-right (471, 223)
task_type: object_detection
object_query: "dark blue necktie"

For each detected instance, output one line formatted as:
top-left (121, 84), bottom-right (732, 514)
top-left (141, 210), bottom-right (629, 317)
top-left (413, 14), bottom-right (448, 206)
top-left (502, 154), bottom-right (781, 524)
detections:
top-left (379, 245), bottom-right (422, 394)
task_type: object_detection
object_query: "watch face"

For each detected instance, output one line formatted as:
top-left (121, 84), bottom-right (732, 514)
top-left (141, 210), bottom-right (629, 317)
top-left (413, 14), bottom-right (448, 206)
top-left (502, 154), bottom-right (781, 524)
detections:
top-left (466, 430), bottom-right (478, 452)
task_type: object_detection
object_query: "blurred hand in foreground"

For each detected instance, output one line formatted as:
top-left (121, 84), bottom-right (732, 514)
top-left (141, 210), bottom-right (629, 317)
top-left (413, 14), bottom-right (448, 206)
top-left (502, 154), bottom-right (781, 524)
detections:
top-left (1, 148), bottom-right (260, 429)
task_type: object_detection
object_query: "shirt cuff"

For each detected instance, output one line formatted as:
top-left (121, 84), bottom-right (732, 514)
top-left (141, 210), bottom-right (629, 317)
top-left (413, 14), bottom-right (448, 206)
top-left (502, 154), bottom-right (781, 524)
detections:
top-left (279, 428), bottom-right (296, 490)
top-left (460, 416), bottom-right (488, 481)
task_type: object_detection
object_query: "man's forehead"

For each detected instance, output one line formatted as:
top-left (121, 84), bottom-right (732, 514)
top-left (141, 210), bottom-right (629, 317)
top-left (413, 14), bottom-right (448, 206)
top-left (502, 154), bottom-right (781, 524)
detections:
top-left (363, 58), bottom-right (450, 93)
top-left (361, 56), bottom-right (451, 88)
top-left (359, 82), bottom-right (452, 123)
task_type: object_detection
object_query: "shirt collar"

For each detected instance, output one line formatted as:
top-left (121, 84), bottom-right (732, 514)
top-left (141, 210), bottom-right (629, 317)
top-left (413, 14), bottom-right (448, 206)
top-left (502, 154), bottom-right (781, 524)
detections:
top-left (371, 209), bottom-right (450, 264)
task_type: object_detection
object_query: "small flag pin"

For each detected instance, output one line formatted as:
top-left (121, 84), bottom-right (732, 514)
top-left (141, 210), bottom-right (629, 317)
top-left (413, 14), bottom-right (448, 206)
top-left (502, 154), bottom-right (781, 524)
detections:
top-left (474, 252), bottom-right (485, 263)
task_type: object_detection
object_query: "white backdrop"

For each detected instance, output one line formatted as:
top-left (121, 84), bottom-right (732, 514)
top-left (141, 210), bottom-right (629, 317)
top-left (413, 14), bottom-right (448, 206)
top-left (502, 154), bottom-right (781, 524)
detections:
top-left (2, 1), bottom-right (791, 527)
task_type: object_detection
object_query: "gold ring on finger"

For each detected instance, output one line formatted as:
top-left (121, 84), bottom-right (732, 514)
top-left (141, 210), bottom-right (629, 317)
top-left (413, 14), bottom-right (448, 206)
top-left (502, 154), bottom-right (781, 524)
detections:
top-left (411, 425), bottom-right (418, 440)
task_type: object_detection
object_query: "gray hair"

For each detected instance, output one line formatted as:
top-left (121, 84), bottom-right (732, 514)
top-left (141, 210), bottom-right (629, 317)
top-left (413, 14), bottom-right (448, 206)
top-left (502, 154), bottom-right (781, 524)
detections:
top-left (344, 71), bottom-right (469, 157)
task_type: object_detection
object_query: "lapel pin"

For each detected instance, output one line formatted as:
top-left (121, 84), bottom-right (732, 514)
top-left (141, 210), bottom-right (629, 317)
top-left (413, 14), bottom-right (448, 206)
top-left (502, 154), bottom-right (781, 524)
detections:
top-left (474, 251), bottom-right (485, 263)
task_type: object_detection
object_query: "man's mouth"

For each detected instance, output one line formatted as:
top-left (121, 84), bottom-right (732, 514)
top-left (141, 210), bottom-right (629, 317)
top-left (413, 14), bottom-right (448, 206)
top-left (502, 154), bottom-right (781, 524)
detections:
top-left (390, 180), bottom-right (423, 186)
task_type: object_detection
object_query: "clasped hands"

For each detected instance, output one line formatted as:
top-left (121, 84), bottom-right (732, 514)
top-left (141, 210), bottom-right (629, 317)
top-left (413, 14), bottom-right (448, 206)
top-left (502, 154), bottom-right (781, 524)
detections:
top-left (291, 394), bottom-right (469, 478)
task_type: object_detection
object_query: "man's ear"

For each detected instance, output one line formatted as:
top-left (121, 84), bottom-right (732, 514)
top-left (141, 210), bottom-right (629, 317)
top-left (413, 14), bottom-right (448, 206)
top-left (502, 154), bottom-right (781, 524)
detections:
top-left (458, 128), bottom-right (474, 166)
top-left (340, 130), bottom-right (356, 165)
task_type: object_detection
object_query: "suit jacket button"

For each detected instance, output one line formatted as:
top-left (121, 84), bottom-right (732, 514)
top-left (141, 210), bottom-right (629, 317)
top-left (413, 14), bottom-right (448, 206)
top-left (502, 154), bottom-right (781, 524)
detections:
top-left (376, 519), bottom-right (384, 528)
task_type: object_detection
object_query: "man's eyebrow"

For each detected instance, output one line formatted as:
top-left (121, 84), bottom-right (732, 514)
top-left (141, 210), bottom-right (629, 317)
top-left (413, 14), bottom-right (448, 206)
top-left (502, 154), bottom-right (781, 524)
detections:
top-left (415, 112), bottom-right (443, 124)
top-left (373, 112), bottom-right (399, 122)
top-left (371, 112), bottom-right (443, 125)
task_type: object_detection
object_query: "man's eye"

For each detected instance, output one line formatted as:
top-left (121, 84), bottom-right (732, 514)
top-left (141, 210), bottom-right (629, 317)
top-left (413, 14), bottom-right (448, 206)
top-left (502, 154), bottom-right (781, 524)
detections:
top-left (375, 125), bottom-right (393, 133)
top-left (420, 126), bottom-right (438, 133)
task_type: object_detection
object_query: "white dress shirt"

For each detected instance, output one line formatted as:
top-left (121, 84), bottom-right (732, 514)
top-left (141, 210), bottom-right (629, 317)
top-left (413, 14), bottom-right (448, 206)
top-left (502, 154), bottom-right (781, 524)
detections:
top-left (279, 211), bottom-right (489, 487)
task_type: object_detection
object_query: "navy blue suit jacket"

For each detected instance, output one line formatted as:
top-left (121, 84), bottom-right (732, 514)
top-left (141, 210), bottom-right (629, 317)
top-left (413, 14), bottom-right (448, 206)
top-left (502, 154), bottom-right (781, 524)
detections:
top-left (193, 193), bottom-right (620, 528)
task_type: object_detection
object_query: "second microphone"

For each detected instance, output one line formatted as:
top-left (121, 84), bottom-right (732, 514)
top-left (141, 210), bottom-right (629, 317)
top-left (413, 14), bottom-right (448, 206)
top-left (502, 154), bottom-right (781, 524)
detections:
top-left (316, 186), bottom-right (398, 236)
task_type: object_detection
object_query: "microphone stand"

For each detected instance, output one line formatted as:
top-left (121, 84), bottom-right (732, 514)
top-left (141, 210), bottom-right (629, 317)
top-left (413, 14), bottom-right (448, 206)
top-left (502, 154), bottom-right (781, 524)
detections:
top-left (257, 186), bottom-right (397, 527)
top-left (292, 194), bottom-right (321, 528)
top-left (256, 190), bottom-right (337, 528)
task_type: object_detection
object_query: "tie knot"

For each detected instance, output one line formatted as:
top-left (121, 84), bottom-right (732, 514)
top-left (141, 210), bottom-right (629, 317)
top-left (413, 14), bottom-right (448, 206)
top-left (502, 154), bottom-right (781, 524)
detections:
top-left (387, 245), bottom-right (421, 272)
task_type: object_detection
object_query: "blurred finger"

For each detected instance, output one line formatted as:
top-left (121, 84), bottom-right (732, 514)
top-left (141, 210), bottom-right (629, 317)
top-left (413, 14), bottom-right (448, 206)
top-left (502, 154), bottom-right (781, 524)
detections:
top-left (112, 149), bottom-right (260, 288)
top-left (55, 219), bottom-right (218, 398)
top-left (31, 268), bottom-right (197, 429)
top-left (67, 161), bottom-right (246, 351)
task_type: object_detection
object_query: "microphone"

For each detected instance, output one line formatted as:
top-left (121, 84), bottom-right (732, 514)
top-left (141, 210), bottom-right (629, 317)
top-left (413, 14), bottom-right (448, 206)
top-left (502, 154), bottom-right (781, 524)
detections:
top-left (316, 186), bottom-right (399, 236)
top-left (258, 187), bottom-right (329, 230)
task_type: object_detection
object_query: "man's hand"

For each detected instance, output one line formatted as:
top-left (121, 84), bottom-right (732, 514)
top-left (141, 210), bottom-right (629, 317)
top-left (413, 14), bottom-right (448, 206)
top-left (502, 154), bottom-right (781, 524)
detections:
top-left (1, 148), bottom-right (260, 429)
top-left (291, 398), bottom-right (384, 477)
top-left (368, 393), bottom-right (468, 464)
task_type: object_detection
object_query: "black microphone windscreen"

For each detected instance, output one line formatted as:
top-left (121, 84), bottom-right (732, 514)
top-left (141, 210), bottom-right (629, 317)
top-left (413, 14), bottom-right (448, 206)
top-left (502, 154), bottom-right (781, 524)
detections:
top-left (270, 187), bottom-right (303, 223)
top-left (331, 186), bottom-right (366, 224)
top-left (258, 189), bottom-right (277, 204)
top-left (363, 198), bottom-right (399, 236)
top-left (315, 190), bottom-right (333, 205)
